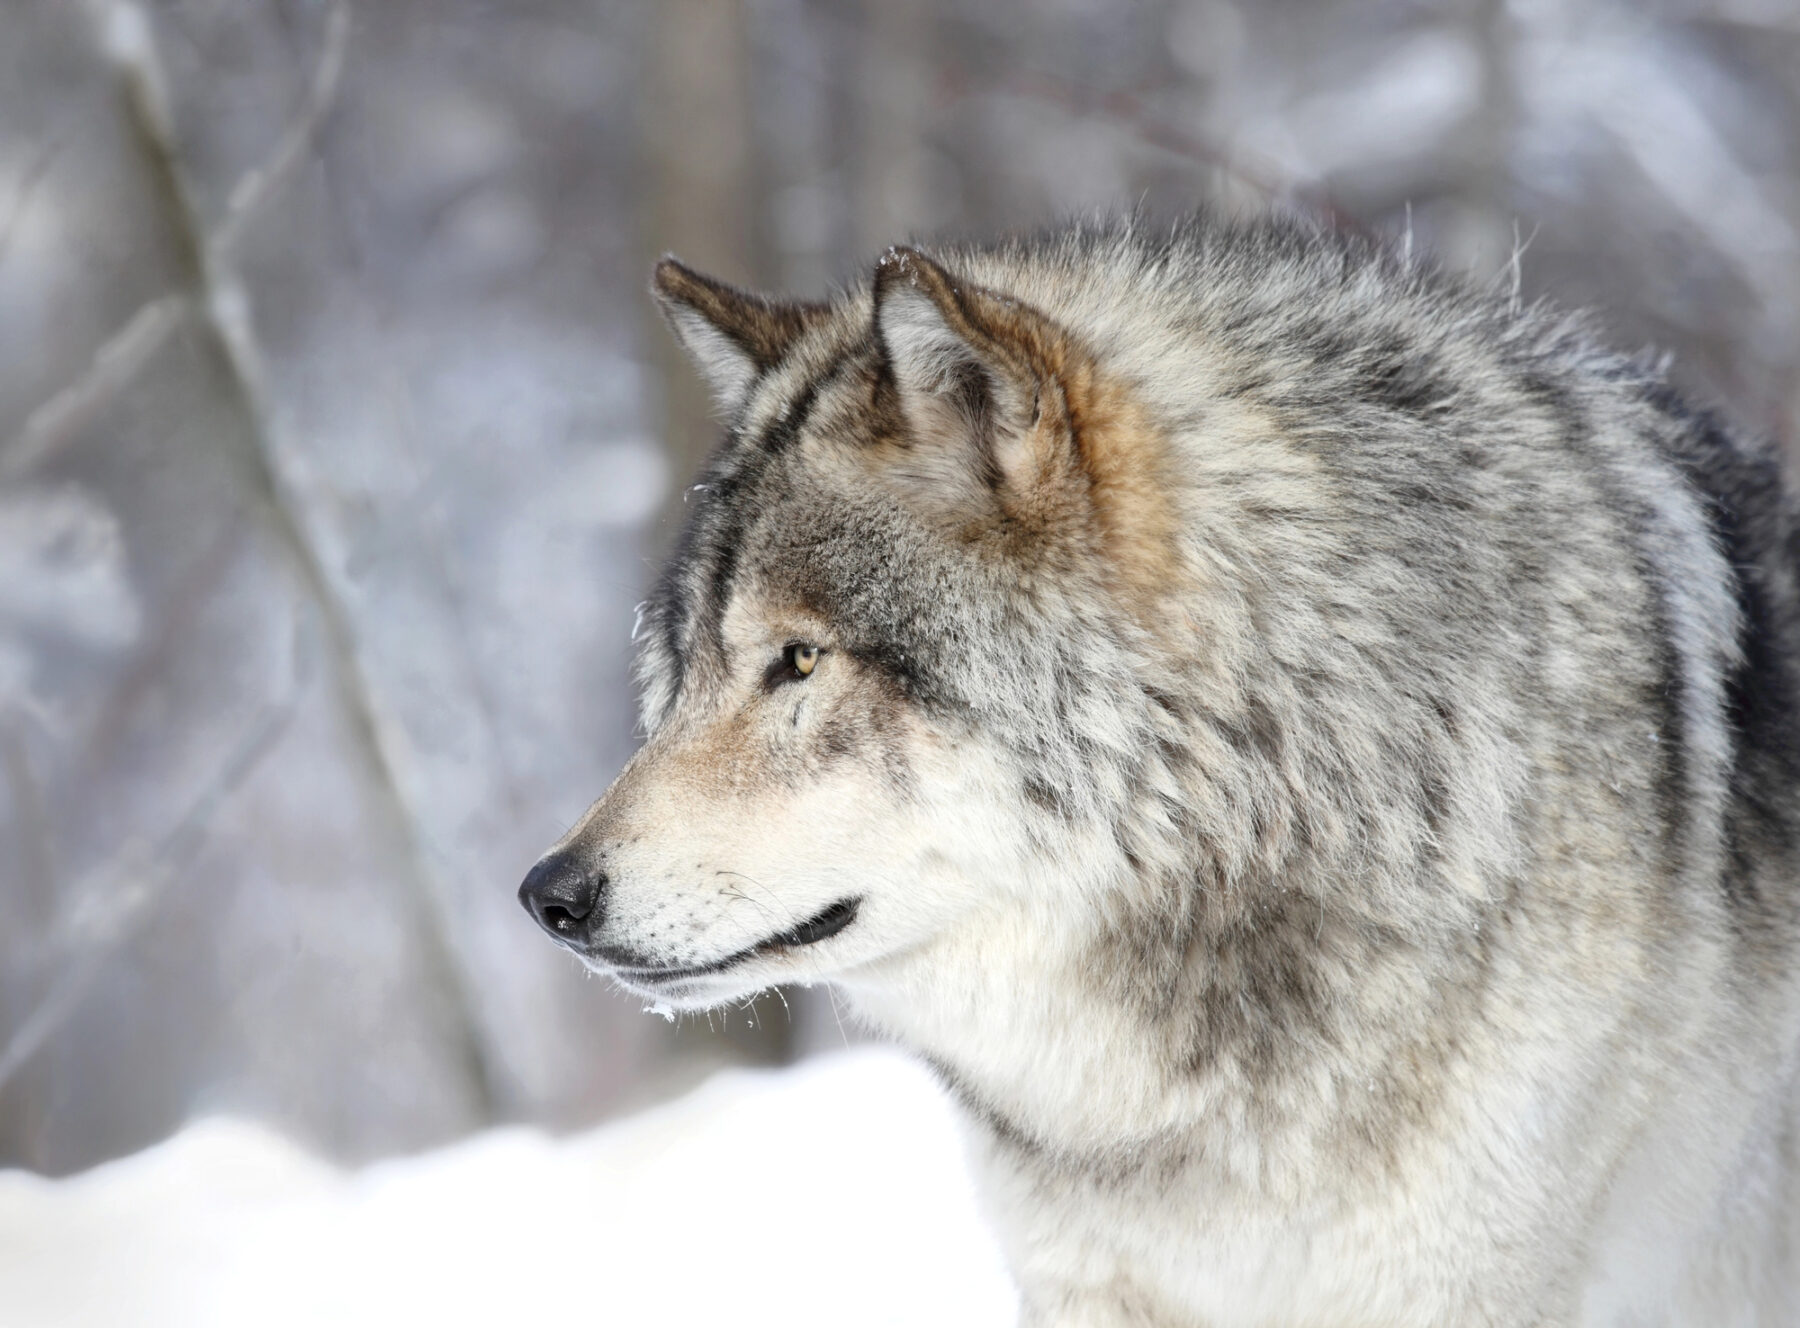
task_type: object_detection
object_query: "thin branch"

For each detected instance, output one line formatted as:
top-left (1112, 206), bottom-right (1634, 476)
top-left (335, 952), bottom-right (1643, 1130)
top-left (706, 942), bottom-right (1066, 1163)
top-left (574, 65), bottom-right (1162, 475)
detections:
top-left (0, 631), bottom-right (306, 1096)
top-left (212, 1), bottom-right (349, 260)
top-left (0, 139), bottom-right (58, 275)
top-left (90, 0), bottom-right (504, 1118)
top-left (0, 0), bottom-right (345, 482)
top-left (0, 0), bottom-right (505, 1118)
top-left (0, 295), bottom-right (187, 481)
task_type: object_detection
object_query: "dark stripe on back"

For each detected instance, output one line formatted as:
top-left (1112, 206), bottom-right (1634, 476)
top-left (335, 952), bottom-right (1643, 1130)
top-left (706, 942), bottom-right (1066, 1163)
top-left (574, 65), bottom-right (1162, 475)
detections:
top-left (1645, 384), bottom-right (1800, 904)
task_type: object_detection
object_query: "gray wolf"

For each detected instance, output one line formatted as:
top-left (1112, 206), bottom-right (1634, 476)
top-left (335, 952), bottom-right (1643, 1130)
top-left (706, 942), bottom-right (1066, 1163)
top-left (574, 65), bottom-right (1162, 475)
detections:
top-left (518, 214), bottom-right (1800, 1326)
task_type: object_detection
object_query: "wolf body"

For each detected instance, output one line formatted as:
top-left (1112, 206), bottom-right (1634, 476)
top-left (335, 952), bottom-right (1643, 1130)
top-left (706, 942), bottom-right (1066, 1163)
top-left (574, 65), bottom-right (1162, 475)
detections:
top-left (519, 215), bottom-right (1800, 1326)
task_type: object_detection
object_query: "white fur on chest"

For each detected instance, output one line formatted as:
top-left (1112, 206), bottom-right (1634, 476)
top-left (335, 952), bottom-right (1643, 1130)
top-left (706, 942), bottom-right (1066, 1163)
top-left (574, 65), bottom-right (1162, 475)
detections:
top-left (981, 1164), bottom-right (1475, 1328)
top-left (840, 911), bottom-right (1659, 1327)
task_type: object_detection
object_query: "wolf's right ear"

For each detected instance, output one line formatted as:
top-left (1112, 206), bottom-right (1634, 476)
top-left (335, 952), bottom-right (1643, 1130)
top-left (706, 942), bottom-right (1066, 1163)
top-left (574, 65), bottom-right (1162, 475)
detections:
top-left (651, 258), bottom-right (825, 416)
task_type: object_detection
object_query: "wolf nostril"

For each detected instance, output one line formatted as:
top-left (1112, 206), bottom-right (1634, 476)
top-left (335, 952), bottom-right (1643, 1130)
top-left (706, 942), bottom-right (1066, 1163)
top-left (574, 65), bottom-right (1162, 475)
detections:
top-left (541, 904), bottom-right (581, 933)
top-left (518, 850), bottom-right (606, 942)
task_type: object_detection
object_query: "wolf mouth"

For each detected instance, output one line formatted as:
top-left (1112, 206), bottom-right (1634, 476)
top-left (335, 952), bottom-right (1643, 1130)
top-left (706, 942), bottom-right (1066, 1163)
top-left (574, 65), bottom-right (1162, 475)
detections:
top-left (606, 897), bottom-right (862, 985)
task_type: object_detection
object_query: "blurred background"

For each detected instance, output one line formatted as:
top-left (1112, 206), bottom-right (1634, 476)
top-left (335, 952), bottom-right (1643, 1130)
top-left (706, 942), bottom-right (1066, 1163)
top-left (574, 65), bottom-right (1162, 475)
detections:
top-left (0, 0), bottom-right (1796, 1177)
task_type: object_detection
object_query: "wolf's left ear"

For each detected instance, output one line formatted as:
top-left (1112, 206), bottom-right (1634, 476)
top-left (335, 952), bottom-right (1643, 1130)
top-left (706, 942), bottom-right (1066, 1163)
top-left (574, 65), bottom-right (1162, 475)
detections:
top-left (652, 258), bottom-right (826, 416)
top-left (871, 247), bottom-right (1077, 515)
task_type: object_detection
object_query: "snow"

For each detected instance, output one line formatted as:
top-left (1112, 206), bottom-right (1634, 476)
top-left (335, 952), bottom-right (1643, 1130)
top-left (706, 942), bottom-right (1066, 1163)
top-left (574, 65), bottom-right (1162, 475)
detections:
top-left (0, 1048), bottom-right (1018, 1328)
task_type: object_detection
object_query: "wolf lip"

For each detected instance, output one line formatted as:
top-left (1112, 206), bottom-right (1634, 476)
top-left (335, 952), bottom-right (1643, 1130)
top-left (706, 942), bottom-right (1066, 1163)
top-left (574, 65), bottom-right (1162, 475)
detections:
top-left (764, 897), bottom-right (860, 948)
top-left (607, 897), bottom-right (862, 984)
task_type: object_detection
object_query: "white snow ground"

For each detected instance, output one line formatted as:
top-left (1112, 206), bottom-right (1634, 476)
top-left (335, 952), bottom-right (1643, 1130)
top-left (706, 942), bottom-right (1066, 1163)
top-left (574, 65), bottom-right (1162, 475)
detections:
top-left (0, 1047), bottom-right (1018, 1327)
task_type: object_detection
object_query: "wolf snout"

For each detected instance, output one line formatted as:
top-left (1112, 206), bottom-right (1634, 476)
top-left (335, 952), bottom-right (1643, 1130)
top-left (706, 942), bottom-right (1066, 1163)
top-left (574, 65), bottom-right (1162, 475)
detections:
top-left (518, 849), bottom-right (607, 943)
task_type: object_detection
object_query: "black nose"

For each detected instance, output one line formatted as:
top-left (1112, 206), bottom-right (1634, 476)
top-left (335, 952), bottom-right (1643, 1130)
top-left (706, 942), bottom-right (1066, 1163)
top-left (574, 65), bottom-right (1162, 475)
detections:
top-left (518, 850), bottom-right (606, 942)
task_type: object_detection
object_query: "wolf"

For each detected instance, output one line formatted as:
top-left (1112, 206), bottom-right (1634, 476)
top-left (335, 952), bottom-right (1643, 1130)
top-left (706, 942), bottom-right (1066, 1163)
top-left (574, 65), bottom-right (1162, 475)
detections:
top-left (518, 213), bottom-right (1800, 1326)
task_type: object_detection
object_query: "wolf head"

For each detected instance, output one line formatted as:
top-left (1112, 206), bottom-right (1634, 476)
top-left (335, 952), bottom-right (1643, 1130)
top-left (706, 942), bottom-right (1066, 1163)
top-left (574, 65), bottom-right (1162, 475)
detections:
top-left (518, 246), bottom-right (1190, 1010)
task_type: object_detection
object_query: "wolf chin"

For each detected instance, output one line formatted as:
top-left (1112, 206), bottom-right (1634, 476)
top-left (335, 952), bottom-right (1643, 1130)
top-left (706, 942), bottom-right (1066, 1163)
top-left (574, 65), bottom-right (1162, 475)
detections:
top-left (518, 214), bottom-right (1800, 1327)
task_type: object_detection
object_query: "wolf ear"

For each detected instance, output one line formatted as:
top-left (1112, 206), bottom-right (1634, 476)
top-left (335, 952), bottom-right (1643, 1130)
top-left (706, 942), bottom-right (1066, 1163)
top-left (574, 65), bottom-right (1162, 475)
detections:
top-left (871, 247), bottom-right (1075, 516)
top-left (651, 258), bottom-right (825, 415)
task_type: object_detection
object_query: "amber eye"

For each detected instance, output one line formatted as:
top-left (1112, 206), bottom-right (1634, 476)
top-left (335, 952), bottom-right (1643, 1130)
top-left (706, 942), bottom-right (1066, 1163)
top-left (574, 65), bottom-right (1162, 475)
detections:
top-left (763, 643), bottom-right (824, 690)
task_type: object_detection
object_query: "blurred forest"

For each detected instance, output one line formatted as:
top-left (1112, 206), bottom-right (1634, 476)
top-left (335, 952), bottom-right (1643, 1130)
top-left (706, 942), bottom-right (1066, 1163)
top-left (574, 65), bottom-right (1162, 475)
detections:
top-left (1, 0), bottom-right (1796, 1175)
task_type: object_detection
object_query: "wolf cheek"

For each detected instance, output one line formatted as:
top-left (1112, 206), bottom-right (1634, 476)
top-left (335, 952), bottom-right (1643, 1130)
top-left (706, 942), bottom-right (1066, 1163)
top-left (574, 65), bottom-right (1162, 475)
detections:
top-left (515, 645), bottom-right (1006, 1007)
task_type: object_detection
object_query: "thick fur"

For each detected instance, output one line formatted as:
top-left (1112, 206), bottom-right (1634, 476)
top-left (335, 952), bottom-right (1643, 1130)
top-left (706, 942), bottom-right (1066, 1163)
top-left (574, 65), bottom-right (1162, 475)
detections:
top-left (525, 217), bottom-right (1800, 1326)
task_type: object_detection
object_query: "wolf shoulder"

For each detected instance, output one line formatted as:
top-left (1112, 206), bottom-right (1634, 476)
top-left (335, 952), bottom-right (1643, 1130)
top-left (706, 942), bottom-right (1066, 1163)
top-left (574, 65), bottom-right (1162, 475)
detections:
top-left (1044, 221), bottom-right (1800, 924)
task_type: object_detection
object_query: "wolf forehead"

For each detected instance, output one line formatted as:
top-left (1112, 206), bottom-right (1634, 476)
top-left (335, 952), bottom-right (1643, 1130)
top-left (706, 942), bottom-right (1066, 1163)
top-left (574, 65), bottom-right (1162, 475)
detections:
top-left (642, 456), bottom-right (956, 705)
top-left (634, 322), bottom-right (947, 722)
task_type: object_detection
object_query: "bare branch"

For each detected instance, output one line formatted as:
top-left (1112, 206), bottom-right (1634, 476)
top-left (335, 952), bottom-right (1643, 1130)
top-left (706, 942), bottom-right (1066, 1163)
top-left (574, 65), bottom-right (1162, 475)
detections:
top-left (0, 0), bottom-right (348, 483)
top-left (213, 0), bottom-right (350, 260)
top-left (0, 139), bottom-right (58, 275)
top-left (0, 0), bottom-right (504, 1120)
top-left (0, 295), bottom-right (187, 482)
top-left (0, 629), bottom-right (307, 1096)
top-left (95, 0), bottom-right (177, 156)
top-left (85, 0), bottom-right (505, 1119)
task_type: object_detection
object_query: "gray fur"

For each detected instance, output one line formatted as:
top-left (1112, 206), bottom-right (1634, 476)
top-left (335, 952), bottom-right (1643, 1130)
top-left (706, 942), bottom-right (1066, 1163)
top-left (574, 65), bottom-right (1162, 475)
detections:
top-left (525, 213), bottom-right (1800, 1326)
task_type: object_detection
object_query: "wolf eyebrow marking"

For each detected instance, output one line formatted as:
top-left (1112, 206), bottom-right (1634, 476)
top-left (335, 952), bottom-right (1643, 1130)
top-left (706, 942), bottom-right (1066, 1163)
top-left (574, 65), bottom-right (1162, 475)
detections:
top-left (643, 361), bottom-right (847, 712)
top-left (691, 382), bottom-right (829, 659)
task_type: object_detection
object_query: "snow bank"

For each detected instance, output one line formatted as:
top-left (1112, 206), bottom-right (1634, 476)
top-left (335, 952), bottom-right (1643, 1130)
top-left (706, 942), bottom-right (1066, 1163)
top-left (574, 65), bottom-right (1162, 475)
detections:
top-left (0, 1047), bottom-right (1017, 1327)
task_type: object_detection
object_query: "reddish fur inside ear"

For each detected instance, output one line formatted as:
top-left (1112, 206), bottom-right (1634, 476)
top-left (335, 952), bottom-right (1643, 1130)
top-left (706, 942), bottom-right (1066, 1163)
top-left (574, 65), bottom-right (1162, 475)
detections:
top-left (874, 250), bottom-right (1185, 622)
